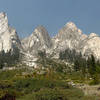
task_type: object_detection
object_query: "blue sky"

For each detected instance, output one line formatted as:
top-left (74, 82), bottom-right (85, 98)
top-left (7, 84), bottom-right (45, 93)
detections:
top-left (0, 0), bottom-right (100, 38)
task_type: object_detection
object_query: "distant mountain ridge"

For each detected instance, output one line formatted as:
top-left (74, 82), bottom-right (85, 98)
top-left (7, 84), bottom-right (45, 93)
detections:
top-left (0, 12), bottom-right (100, 66)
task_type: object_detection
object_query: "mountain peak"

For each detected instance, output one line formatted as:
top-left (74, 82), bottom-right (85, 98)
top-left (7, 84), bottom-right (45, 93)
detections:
top-left (55, 21), bottom-right (81, 41)
top-left (65, 22), bottom-right (77, 30)
top-left (34, 25), bottom-right (47, 34)
top-left (0, 12), bottom-right (6, 18)
top-left (22, 25), bottom-right (52, 53)
top-left (0, 12), bottom-right (8, 34)
top-left (35, 25), bottom-right (46, 29)
top-left (89, 33), bottom-right (98, 37)
top-left (0, 12), bottom-right (21, 52)
top-left (33, 25), bottom-right (49, 40)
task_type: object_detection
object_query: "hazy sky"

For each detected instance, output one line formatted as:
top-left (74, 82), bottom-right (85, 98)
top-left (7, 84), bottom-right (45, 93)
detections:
top-left (0, 0), bottom-right (100, 38)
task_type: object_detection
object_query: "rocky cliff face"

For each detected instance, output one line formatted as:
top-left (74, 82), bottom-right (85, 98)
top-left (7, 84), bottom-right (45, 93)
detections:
top-left (51, 22), bottom-right (100, 59)
top-left (82, 33), bottom-right (100, 59)
top-left (51, 22), bottom-right (88, 58)
top-left (21, 22), bottom-right (100, 60)
top-left (21, 25), bottom-right (53, 67)
top-left (21, 25), bottom-right (52, 55)
top-left (0, 12), bottom-right (21, 52)
top-left (0, 11), bottom-right (100, 63)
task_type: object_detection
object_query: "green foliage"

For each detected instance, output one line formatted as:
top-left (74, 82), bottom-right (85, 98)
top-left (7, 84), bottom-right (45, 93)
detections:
top-left (0, 69), bottom-right (24, 80)
top-left (0, 48), bottom-right (20, 68)
top-left (89, 74), bottom-right (100, 85)
top-left (37, 56), bottom-right (67, 73)
top-left (0, 69), bottom-right (84, 100)
top-left (14, 76), bottom-right (70, 94)
top-left (33, 88), bottom-right (68, 100)
top-left (87, 55), bottom-right (96, 77)
top-left (59, 49), bottom-right (87, 74)
top-left (89, 79), bottom-right (99, 85)
top-left (38, 50), bottom-right (46, 58)
top-left (37, 49), bottom-right (100, 85)
top-left (74, 60), bottom-right (80, 71)
top-left (0, 49), bottom-right (100, 99)
top-left (0, 68), bottom-right (100, 100)
top-left (59, 49), bottom-right (82, 63)
top-left (17, 88), bottom-right (84, 100)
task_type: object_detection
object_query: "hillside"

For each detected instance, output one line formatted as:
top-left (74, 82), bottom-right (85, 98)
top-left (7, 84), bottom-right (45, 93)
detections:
top-left (0, 12), bottom-right (100, 100)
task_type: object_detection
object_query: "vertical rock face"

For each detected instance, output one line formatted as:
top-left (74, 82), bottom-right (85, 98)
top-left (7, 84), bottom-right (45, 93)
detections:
top-left (51, 22), bottom-right (88, 58)
top-left (55, 22), bottom-right (82, 40)
top-left (82, 33), bottom-right (100, 59)
top-left (52, 22), bottom-right (100, 59)
top-left (9, 27), bottom-right (22, 49)
top-left (21, 25), bottom-right (52, 55)
top-left (21, 26), bottom-right (53, 66)
top-left (21, 22), bottom-right (100, 60)
top-left (0, 12), bottom-right (21, 52)
top-left (0, 12), bottom-right (8, 34)
top-left (1, 11), bottom-right (100, 61)
top-left (0, 12), bottom-right (11, 52)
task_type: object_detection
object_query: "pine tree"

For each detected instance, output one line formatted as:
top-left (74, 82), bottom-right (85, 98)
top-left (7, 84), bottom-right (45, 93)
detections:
top-left (74, 60), bottom-right (80, 71)
top-left (87, 55), bottom-right (97, 79)
top-left (90, 55), bottom-right (96, 75)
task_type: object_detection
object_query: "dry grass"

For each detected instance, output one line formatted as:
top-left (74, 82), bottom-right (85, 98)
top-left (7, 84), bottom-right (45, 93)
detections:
top-left (77, 84), bottom-right (100, 96)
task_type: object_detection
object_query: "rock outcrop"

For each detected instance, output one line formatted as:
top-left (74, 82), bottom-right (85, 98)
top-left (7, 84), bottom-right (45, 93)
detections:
top-left (0, 12), bottom-right (21, 52)
top-left (21, 25), bottom-right (52, 55)
top-left (51, 22), bottom-right (100, 59)
top-left (0, 11), bottom-right (100, 65)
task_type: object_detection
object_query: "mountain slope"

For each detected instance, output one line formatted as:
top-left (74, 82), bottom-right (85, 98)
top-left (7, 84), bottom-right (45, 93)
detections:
top-left (82, 33), bottom-right (100, 59)
top-left (51, 22), bottom-right (87, 58)
top-left (1, 11), bottom-right (100, 65)
top-left (21, 25), bottom-right (52, 55)
top-left (0, 12), bottom-right (22, 52)
top-left (51, 22), bottom-right (100, 59)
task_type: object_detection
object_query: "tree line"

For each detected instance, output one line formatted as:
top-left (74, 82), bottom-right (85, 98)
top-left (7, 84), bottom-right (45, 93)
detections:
top-left (0, 48), bottom-right (20, 69)
top-left (59, 49), bottom-right (100, 83)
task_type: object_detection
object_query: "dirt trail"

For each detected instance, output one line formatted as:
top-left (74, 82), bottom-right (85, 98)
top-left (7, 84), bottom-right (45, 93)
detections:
top-left (77, 84), bottom-right (100, 96)
top-left (68, 81), bottom-right (100, 96)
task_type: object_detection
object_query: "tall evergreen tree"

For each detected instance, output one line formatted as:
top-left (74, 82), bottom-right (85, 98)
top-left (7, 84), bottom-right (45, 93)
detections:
top-left (87, 55), bottom-right (96, 78)
top-left (0, 48), bottom-right (20, 69)
top-left (74, 60), bottom-right (80, 71)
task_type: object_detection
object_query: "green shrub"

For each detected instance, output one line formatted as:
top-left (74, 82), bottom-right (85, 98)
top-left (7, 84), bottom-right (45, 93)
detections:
top-left (33, 88), bottom-right (68, 100)
top-left (89, 79), bottom-right (99, 85)
top-left (17, 87), bottom-right (84, 100)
